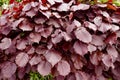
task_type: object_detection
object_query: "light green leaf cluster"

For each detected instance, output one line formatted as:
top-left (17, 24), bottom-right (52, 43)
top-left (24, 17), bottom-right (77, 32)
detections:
top-left (30, 72), bottom-right (53, 80)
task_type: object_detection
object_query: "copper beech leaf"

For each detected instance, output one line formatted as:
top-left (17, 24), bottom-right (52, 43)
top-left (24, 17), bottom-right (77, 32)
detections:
top-left (15, 52), bottom-right (29, 67)
top-left (57, 60), bottom-right (71, 76)
top-left (44, 50), bottom-right (62, 66)
top-left (37, 61), bottom-right (52, 76)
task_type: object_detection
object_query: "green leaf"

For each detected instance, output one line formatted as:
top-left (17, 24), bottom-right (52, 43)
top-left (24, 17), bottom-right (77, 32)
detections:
top-left (0, 10), bottom-right (2, 16)
top-left (99, 0), bottom-right (108, 3)
top-left (29, 71), bottom-right (54, 80)
top-left (108, 78), bottom-right (112, 80)
top-left (113, 1), bottom-right (120, 6)
top-left (16, 0), bottom-right (22, 2)
top-left (30, 77), bottom-right (34, 80)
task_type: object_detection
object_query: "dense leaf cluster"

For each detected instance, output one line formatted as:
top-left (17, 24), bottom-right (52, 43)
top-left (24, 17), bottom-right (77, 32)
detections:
top-left (0, 0), bottom-right (120, 80)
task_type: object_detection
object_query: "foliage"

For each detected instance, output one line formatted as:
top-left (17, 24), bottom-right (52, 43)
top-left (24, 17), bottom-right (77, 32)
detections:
top-left (30, 72), bottom-right (53, 80)
top-left (0, 0), bottom-right (120, 80)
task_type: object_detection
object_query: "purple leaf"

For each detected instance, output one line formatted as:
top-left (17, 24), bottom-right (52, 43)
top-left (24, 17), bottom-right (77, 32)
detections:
top-left (41, 26), bottom-right (53, 38)
top-left (12, 18), bottom-right (24, 30)
top-left (73, 19), bottom-right (81, 27)
top-left (74, 28), bottom-right (92, 43)
top-left (71, 54), bottom-right (83, 69)
top-left (73, 41), bottom-right (88, 56)
top-left (0, 15), bottom-right (7, 26)
top-left (29, 55), bottom-right (41, 66)
top-left (93, 16), bottom-right (102, 27)
top-left (44, 50), bottom-right (62, 66)
top-left (31, 2), bottom-right (39, 7)
top-left (111, 24), bottom-right (119, 31)
top-left (0, 38), bottom-right (12, 50)
top-left (95, 66), bottom-right (103, 76)
top-left (15, 52), bottom-right (29, 67)
top-left (102, 54), bottom-right (114, 68)
top-left (88, 44), bottom-right (97, 53)
top-left (40, 11), bottom-right (51, 19)
top-left (26, 9), bottom-right (36, 18)
top-left (1, 25), bottom-right (12, 35)
top-left (57, 60), bottom-right (71, 76)
top-left (61, 32), bottom-right (71, 41)
top-left (51, 30), bottom-right (63, 44)
top-left (47, 19), bottom-right (61, 28)
top-left (104, 32), bottom-right (117, 44)
top-left (27, 46), bottom-right (35, 54)
top-left (75, 71), bottom-right (89, 80)
top-left (16, 39), bottom-right (27, 50)
top-left (91, 35), bottom-right (104, 46)
top-left (57, 3), bottom-right (70, 11)
top-left (29, 32), bottom-right (41, 43)
top-left (66, 73), bottom-right (76, 80)
top-left (19, 21), bottom-right (33, 31)
top-left (5, 43), bottom-right (16, 54)
top-left (52, 12), bottom-right (61, 18)
top-left (54, 75), bottom-right (65, 80)
top-left (71, 4), bottom-right (90, 11)
top-left (90, 51), bottom-right (102, 65)
top-left (1, 62), bottom-right (17, 78)
top-left (84, 21), bottom-right (97, 31)
top-left (107, 45), bottom-right (118, 58)
top-left (22, 3), bottom-right (31, 12)
top-left (36, 46), bottom-right (47, 54)
top-left (34, 17), bottom-right (46, 24)
top-left (37, 61), bottom-right (52, 76)
top-left (98, 23), bottom-right (112, 33)
top-left (39, 4), bottom-right (49, 10)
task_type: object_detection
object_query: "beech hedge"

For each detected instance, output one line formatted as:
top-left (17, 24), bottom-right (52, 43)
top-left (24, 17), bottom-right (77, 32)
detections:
top-left (0, 0), bottom-right (120, 80)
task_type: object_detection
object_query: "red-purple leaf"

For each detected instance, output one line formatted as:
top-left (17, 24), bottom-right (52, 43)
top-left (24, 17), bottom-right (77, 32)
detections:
top-left (94, 16), bottom-right (102, 27)
top-left (40, 11), bottom-right (51, 19)
top-left (104, 32), bottom-right (117, 44)
top-left (19, 22), bottom-right (33, 31)
top-left (107, 45), bottom-right (118, 58)
top-left (73, 19), bottom-right (81, 27)
top-left (26, 9), bottom-right (36, 18)
top-left (57, 60), bottom-right (71, 76)
top-left (73, 41), bottom-right (88, 56)
top-left (0, 38), bottom-right (12, 50)
top-left (41, 26), bottom-right (53, 38)
top-left (1, 62), bottom-right (17, 78)
top-left (102, 54), bottom-right (114, 68)
top-left (91, 35), bottom-right (104, 46)
top-left (29, 55), bottom-right (41, 66)
top-left (15, 52), bottom-right (29, 67)
top-left (51, 30), bottom-right (63, 44)
top-left (71, 4), bottom-right (90, 11)
top-left (74, 28), bottom-right (92, 43)
top-left (44, 50), bottom-right (62, 66)
top-left (61, 32), bottom-right (71, 41)
top-left (37, 61), bottom-right (52, 76)
top-left (57, 3), bottom-right (70, 11)
top-left (16, 39), bottom-right (27, 50)
top-left (12, 18), bottom-right (24, 30)
top-left (29, 32), bottom-right (41, 43)
top-left (84, 21), bottom-right (97, 31)
top-left (90, 52), bottom-right (102, 65)
top-left (88, 44), bottom-right (97, 53)
top-left (98, 23), bottom-right (112, 33)
top-left (34, 17), bottom-right (46, 24)
top-left (22, 3), bottom-right (31, 12)
top-left (75, 71), bottom-right (89, 80)
top-left (0, 15), bottom-right (7, 26)
top-left (71, 54), bottom-right (83, 69)
top-left (111, 24), bottom-right (119, 31)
